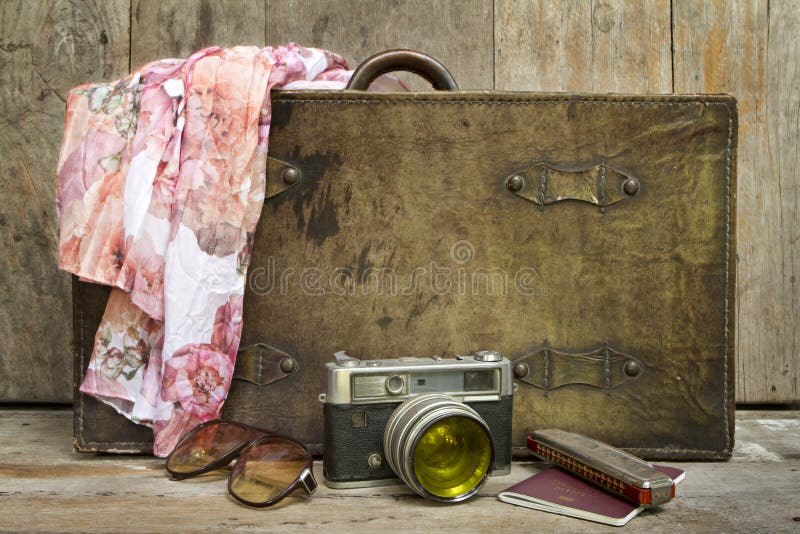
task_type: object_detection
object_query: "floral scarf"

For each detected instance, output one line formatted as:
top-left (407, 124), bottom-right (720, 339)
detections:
top-left (57, 44), bottom-right (401, 456)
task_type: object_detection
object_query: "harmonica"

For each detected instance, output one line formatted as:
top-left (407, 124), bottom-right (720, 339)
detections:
top-left (527, 429), bottom-right (675, 506)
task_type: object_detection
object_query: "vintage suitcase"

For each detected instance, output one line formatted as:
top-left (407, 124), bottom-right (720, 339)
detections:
top-left (74, 50), bottom-right (736, 460)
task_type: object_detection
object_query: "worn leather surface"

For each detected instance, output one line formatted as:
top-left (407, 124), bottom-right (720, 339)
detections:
top-left (74, 91), bottom-right (737, 459)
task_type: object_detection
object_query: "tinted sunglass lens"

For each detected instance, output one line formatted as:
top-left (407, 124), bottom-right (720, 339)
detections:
top-left (229, 438), bottom-right (309, 505)
top-left (166, 422), bottom-right (251, 475)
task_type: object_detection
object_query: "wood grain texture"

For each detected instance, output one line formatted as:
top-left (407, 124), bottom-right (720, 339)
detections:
top-left (494, 0), bottom-right (672, 92)
top-left (131, 0), bottom-right (266, 67)
top-left (673, 0), bottom-right (799, 403)
top-left (3, 408), bottom-right (800, 532)
top-left (2, 0), bottom-right (798, 405)
top-left (0, 0), bottom-right (129, 402)
top-left (265, 0), bottom-right (494, 90)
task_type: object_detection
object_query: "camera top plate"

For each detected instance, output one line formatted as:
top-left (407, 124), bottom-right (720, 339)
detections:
top-left (322, 352), bottom-right (514, 405)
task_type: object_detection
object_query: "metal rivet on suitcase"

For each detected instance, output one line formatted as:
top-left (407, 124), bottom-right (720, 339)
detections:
top-left (280, 357), bottom-right (297, 373)
top-left (507, 174), bottom-right (524, 192)
top-left (282, 167), bottom-right (299, 185)
top-left (624, 360), bottom-right (642, 377)
top-left (513, 363), bottom-right (529, 379)
top-left (622, 178), bottom-right (640, 196)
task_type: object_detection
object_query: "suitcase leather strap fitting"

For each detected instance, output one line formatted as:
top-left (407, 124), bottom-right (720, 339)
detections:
top-left (233, 343), bottom-right (299, 386)
top-left (512, 343), bottom-right (644, 396)
top-left (505, 161), bottom-right (641, 210)
top-left (265, 156), bottom-right (302, 199)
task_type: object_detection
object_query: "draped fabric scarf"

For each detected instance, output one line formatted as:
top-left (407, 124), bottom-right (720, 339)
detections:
top-left (56, 45), bottom-right (400, 456)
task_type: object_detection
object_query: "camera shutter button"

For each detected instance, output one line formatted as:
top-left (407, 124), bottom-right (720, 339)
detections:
top-left (474, 350), bottom-right (502, 362)
top-left (386, 375), bottom-right (405, 394)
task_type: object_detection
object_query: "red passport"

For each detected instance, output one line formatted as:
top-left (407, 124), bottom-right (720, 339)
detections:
top-left (498, 465), bottom-right (685, 527)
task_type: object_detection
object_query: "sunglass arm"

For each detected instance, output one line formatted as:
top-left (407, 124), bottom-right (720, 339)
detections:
top-left (299, 467), bottom-right (318, 495)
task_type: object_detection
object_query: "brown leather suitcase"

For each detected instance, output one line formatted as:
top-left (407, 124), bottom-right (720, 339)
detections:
top-left (74, 51), bottom-right (737, 460)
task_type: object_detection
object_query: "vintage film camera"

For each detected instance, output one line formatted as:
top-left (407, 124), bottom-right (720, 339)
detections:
top-left (320, 350), bottom-right (513, 502)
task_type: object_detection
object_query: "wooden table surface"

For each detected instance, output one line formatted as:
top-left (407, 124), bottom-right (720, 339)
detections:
top-left (1, 408), bottom-right (798, 533)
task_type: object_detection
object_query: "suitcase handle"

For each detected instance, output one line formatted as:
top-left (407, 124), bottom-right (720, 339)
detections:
top-left (346, 49), bottom-right (459, 91)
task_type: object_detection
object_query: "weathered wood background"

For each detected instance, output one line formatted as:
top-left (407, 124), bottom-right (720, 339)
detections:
top-left (0, 0), bottom-right (797, 403)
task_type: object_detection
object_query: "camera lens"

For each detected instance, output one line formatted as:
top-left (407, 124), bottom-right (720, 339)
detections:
top-left (383, 394), bottom-right (494, 502)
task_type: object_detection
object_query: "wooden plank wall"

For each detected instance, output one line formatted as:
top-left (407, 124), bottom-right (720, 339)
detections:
top-left (0, 0), bottom-right (797, 403)
top-left (671, 0), bottom-right (798, 404)
top-left (0, 0), bottom-right (130, 401)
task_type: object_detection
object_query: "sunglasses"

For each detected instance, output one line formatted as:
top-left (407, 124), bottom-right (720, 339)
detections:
top-left (165, 420), bottom-right (317, 508)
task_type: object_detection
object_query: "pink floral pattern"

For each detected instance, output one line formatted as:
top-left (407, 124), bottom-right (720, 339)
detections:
top-left (161, 343), bottom-right (234, 419)
top-left (211, 295), bottom-right (243, 360)
top-left (58, 44), bottom-right (407, 456)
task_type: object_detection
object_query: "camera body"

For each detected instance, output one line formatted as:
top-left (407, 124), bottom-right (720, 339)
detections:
top-left (321, 350), bottom-right (513, 488)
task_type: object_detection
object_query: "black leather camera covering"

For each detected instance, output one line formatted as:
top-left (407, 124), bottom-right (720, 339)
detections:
top-left (323, 396), bottom-right (513, 483)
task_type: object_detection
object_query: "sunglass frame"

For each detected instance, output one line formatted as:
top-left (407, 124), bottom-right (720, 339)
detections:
top-left (165, 419), bottom-right (316, 507)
